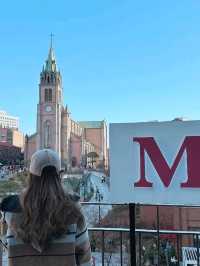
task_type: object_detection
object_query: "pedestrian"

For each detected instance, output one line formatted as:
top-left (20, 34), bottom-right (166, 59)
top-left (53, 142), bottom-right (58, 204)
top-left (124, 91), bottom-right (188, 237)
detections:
top-left (0, 149), bottom-right (92, 266)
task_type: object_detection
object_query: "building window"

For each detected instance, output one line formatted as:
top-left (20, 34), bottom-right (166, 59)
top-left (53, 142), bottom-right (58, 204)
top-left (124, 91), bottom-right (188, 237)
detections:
top-left (59, 90), bottom-right (61, 102)
top-left (45, 88), bottom-right (52, 102)
top-left (44, 120), bottom-right (52, 148)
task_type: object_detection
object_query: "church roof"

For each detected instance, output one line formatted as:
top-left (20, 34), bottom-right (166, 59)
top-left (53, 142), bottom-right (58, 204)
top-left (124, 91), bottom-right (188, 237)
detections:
top-left (78, 121), bottom-right (104, 129)
top-left (45, 47), bottom-right (57, 72)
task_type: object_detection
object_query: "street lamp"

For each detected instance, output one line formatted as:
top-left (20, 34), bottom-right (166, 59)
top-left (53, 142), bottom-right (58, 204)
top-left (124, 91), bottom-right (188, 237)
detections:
top-left (96, 189), bottom-right (102, 223)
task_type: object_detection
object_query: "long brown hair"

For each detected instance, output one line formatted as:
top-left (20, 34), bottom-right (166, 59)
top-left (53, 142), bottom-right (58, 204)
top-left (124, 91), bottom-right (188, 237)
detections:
top-left (17, 166), bottom-right (81, 251)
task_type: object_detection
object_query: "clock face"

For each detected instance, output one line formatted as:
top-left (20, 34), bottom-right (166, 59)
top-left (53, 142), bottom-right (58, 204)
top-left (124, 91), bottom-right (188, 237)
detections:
top-left (45, 105), bottom-right (52, 112)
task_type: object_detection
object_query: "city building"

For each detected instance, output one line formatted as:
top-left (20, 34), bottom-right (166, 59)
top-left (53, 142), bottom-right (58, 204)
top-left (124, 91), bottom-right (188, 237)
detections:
top-left (0, 110), bottom-right (24, 150)
top-left (0, 127), bottom-right (24, 149)
top-left (0, 110), bottom-right (19, 129)
top-left (79, 121), bottom-right (108, 169)
top-left (25, 42), bottom-right (108, 170)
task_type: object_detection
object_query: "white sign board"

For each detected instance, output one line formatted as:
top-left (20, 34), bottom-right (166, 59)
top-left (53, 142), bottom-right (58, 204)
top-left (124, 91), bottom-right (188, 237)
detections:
top-left (110, 121), bottom-right (200, 205)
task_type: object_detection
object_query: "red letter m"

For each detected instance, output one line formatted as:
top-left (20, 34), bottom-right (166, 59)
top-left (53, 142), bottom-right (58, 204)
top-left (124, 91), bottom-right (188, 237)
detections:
top-left (133, 136), bottom-right (200, 188)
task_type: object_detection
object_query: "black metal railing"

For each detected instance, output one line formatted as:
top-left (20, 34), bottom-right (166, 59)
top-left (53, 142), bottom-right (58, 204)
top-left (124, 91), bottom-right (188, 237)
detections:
top-left (2, 227), bottom-right (200, 266)
top-left (2, 202), bottom-right (200, 266)
top-left (84, 202), bottom-right (200, 266)
top-left (88, 227), bottom-right (129, 266)
top-left (87, 228), bottom-right (200, 266)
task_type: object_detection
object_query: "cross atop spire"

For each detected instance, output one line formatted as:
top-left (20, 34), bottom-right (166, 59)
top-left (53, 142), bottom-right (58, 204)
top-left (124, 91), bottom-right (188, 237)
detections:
top-left (48, 33), bottom-right (55, 61)
top-left (50, 33), bottom-right (54, 49)
top-left (44, 34), bottom-right (57, 72)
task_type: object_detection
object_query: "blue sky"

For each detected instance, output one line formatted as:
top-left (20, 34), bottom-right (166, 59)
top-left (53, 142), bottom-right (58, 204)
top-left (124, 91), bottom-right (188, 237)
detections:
top-left (1, 0), bottom-right (200, 134)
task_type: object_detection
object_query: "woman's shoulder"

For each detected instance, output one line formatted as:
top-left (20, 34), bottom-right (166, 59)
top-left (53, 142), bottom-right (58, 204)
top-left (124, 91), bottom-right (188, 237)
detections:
top-left (65, 192), bottom-right (81, 211)
top-left (0, 194), bottom-right (22, 213)
top-left (67, 192), bottom-right (80, 202)
top-left (64, 192), bottom-right (84, 222)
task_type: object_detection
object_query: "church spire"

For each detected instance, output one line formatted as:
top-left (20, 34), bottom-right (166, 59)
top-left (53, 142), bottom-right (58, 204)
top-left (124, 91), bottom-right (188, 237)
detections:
top-left (40, 35), bottom-right (62, 86)
top-left (44, 34), bottom-right (57, 72)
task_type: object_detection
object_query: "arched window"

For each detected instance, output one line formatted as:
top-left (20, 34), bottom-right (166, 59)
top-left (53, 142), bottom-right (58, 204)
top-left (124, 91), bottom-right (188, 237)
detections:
top-left (49, 89), bottom-right (52, 101)
top-left (45, 88), bottom-right (52, 102)
top-left (51, 74), bottom-right (54, 83)
top-left (44, 120), bottom-right (52, 148)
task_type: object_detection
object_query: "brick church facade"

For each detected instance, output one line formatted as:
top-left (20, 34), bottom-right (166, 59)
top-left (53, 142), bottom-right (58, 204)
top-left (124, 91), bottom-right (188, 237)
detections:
top-left (24, 43), bottom-right (108, 171)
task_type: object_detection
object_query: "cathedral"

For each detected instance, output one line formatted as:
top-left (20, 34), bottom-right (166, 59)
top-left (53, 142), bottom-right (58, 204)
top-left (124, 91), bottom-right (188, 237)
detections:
top-left (24, 42), bottom-right (108, 171)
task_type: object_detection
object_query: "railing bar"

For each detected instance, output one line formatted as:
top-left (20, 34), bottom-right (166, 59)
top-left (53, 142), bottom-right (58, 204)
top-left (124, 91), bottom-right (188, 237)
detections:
top-left (88, 227), bottom-right (200, 235)
top-left (120, 231), bottom-right (123, 266)
top-left (197, 234), bottom-right (200, 266)
top-left (156, 206), bottom-right (160, 266)
top-left (139, 232), bottom-right (142, 266)
top-left (136, 229), bottom-right (200, 234)
top-left (129, 203), bottom-right (136, 266)
top-left (180, 233), bottom-right (183, 262)
top-left (102, 230), bottom-right (105, 266)
top-left (177, 234), bottom-right (180, 266)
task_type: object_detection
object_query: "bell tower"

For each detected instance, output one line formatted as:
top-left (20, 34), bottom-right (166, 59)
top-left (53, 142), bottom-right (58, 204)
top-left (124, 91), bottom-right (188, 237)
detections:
top-left (37, 37), bottom-right (63, 157)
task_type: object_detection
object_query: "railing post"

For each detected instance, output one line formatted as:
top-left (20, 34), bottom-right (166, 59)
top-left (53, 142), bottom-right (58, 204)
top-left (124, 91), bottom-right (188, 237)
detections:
top-left (177, 234), bottom-right (180, 266)
top-left (139, 232), bottom-right (142, 266)
top-left (156, 206), bottom-right (160, 266)
top-left (102, 230), bottom-right (105, 266)
top-left (129, 203), bottom-right (136, 266)
top-left (197, 234), bottom-right (200, 266)
top-left (120, 231), bottom-right (123, 266)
